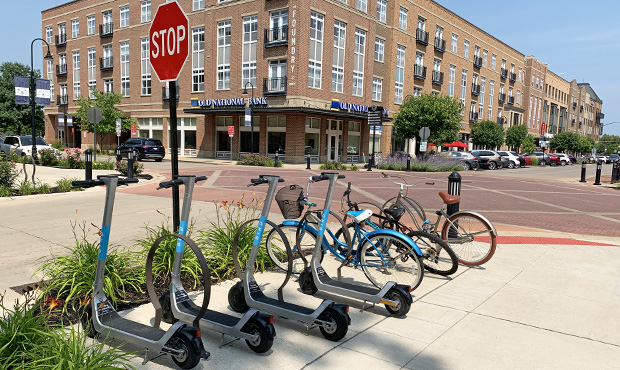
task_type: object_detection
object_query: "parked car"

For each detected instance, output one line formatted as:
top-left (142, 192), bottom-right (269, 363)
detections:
top-left (116, 137), bottom-right (165, 161)
top-left (439, 151), bottom-right (480, 170)
top-left (567, 154), bottom-right (577, 164)
top-left (553, 153), bottom-right (571, 166)
top-left (581, 154), bottom-right (596, 163)
top-left (596, 155), bottom-right (609, 164)
top-left (497, 151), bottom-right (520, 169)
top-left (608, 154), bottom-right (619, 163)
top-left (518, 153), bottom-right (533, 167)
top-left (523, 151), bottom-right (555, 166)
top-left (471, 150), bottom-right (501, 170)
top-left (0, 135), bottom-right (59, 158)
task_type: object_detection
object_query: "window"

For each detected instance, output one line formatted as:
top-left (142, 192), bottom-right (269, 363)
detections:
top-left (242, 16), bottom-right (257, 87)
top-left (415, 52), bottom-right (423, 69)
top-left (305, 118), bottom-right (320, 156)
top-left (217, 20), bottom-right (231, 90)
top-left (372, 78), bottom-right (382, 101)
top-left (87, 15), bottom-right (95, 35)
top-left (510, 63), bottom-right (515, 75)
top-left (433, 58), bottom-right (441, 72)
top-left (356, 0), bottom-right (367, 12)
top-left (413, 87), bottom-right (422, 97)
top-left (268, 59), bottom-right (286, 92)
top-left (120, 41), bottom-right (129, 96)
top-left (59, 53), bottom-right (67, 69)
top-left (71, 19), bottom-right (79, 38)
top-left (463, 40), bottom-right (469, 59)
top-left (448, 64), bottom-right (456, 97)
top-left (72, 51), bottom-right (80, 99)
top-left (474, 45), bottom-right (480, 58)
top-left (104, 79), bottom-right (113, 93)
top-left (120, 6), bottom-right (129, 28)
top-left (47, 59), bottom-right (54, 95)
top-left (267, 116), bottom-right (286, 155)
top-left (501, 59), bottom-right (506, 71)
top-left (374, 38), bottom-right (384, 62)
top-left (352, 28), bottom-right (365, 97)
top-left (482, 50), bottom-right (487, 67)
top-left (103, 44), bottom-right (112, 67)
top-left (141, 38), bottom-right (151, 95)
top-left (46, 26), bottom-right (53, 44)
top-left (193, 0), bottom-right (205, 11)
top-left (308, 12), bottom-right (324, 89)
top-left (376, 0), bottom-right (386, 23)
top-left (531, 74), bottom-right (535, 87)
top-left (436, 25), bottom-right (443, 41)
top-left (192, 27), bottom-right (205, 92)
top-left (499, 82), bottom-right (504, 95)
top-left (517, 90), bottom-right (521, 105)
top-left (518, 67), bottom-right (522, 82)
top-left (398, 7), bottom-right (407, 30)
top-left (394, 45), bottom-right (405, 104)
top-left (479, 77), bottom-right (486, 118)
top-left (488, 80), bottom-right (494, 119)
top-left (451, 33), bottom-right (457, 53)
top-left (508, 86), bottom-right (513, 98)
top-left (536, 76), bottom-right (540, 89)
top-left (460, 69), bottom-right (467, 112)
top-left (491, 54), bottom-right (496, 70)
top-left (141, 1), bottom-right (151, 23)
top-left (332, 21), bottom-right (346, 93)
top-left (347, 122), bottom-right (361, 156)
top-left (88, 48), bottom-right (96, 98)
top-left (58, 22), bottom-right (66, 38)
top-left (417, 17), bottom-right (425, 31)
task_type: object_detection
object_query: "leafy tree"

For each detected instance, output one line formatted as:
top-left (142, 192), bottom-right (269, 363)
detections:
top-left (392, 94), bottom-right (461, 145)
top-left (598, 134), bottom-right (620, 154)
top-left (470, 120), bottom-right (505, 149)
top-left (73, 89), bottom-right (135, 150)
top-left (521, 135), bottom-right (537, 153)
top-left (0, 62), bottom-right (45, 136)
top-left (577, 136), bottom-right (594, 154)
top-left (550, 131), bottom-right (580, 152)
top-left (505, 124), bottom-right (528, 151)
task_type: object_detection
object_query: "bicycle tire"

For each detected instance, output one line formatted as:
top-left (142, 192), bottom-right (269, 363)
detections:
top-left (359, 232), bottom-right (424, 291)
top-left (383, 196), bottom-right (426, 233)
top-left (266, 223), bottom-right (321, 274)
top-left (440, 212), bottom-right (497, 266)
top-left (407, 230), bottom-right (458, 276)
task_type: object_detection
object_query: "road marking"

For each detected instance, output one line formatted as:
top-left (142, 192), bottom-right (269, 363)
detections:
top-left (202, 170), bottom-right (220, 187)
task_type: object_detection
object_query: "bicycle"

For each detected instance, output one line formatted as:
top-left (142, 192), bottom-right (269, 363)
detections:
top-left (380, 172), bottom-right (498, 266)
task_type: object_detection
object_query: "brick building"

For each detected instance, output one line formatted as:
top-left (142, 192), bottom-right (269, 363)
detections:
top-left (40, 0), bottom-right (602, 162)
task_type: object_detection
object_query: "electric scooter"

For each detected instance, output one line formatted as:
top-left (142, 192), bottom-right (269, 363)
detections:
top-left (227, 175), bottom-right (351, 341)
top-left (297, 173), bottom-right (413, 316)
top-left (146, 175), bottom-right (276, 353)
top-left (74, 175), bottom-right (209, 369)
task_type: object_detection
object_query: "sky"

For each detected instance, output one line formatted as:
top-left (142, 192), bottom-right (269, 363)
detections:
top-left (1, 0), bottom-right (618, 135)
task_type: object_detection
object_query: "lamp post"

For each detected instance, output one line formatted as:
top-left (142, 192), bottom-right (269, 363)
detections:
top-left (30, 38), bottom-right (54, 164)
top-left (242, 82), bottom-right (255, 154)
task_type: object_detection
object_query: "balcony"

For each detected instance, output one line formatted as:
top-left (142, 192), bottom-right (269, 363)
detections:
top-left (431, 71), bottom-right (443, 85)
top-left (507, 96), bottom-right (515, 105)
top-left (55, 34), bottom-right (66, 47)
top-left (471, 83), bottom-right (481, 96)
top-left (161, 85), bottom-right (179, 102)
top-left (416, 28), bottom-right (429, 45)
top-left (580, 105), bottom-right (584, 112)
top-left (500, 68), bottom-right (508, 79)
top-left (509, 72), bottom-right (517, 82)
top-left (434, 38), bottom-right (445, 53)
top-left (498, 93), bottom-right (506, 103)
top-left (473, 56), bottom-right (482, 68)
top-left (264, 26), bottom-right (288, 47)
top-left (571, 118), bottom-right (575, 126)
top-left (56, 64), bottom-right (67, 77)
top-left (469, 112), bottom-right (478, 123)
top-left (263, 76), bottom-right (287, 95)
top-left (497, 117), bottom-right (506, 125)
top-left (100, 23), bottom-right (113, 37)
top-left (597, 112), bottom-right (605, 120)
top-left (99, 57), bottom-right (113, 71)
top-left (573, 102), bottom-right (577, 110)
top-left (56, 95), bottom-right (68, 106)
top-left (413, 64), bottom-right (427, 80)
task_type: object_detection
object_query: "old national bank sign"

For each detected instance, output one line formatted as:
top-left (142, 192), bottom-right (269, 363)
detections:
top-left (190, 97), bottom-right (269, 108)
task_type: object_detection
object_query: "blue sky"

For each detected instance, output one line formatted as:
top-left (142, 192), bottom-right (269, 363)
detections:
top-left (1, 0), bottom-right (618, 135)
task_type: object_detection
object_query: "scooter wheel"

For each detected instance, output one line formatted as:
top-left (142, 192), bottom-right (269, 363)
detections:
top-left (170, 332), bottom-right (201, 369)
top-left (159, 291), bottom-right (179, 324)
top-left (228, 282), bottom-right (249, 313)
top-left (318, 308), bottom-right (348, 341)
top-left (299, 267), bottom-right (317, 295)
top-left (243, 318), bottom-right (274, 353)
top-left (80, 303), bottom-right (97, 338)
top-left (384, 289), bottom-right (411, 317)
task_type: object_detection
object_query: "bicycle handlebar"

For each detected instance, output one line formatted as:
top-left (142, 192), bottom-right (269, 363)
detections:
top-left (381, 172), bottom-right (434, 187)
top-left (157, 176), bottom-right (207, 189)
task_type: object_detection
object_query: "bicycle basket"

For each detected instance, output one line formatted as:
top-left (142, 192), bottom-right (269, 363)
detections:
top-left (275, 185), bottom-right (305, 219)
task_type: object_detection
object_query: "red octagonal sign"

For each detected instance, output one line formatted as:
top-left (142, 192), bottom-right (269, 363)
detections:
top-left (149, 2), bottom-right (189, 82)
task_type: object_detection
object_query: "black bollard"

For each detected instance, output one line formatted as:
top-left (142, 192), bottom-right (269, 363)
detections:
top-left (593, 162), bottom-right (602, 185)
top-left (115, 147), bottom-right (122, 162)
top-left (447, 172), bottom-right (461, 238)
top-left (84, 149), bottom-right (93, 180)
top-left (306, 154), bottom-right (311, 170)
top-left (406, 154), bottom-right (411, 172)
top-left (612, 162), bottom-right (619, 184)
top-left (275, 152), bottom-right (279, 167)
top-left (579, 161), bottom-right (587, 183)
top-left (127, 150), bottom-right (135, 179)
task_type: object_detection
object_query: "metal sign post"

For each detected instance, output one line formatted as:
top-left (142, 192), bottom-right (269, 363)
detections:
top-left (116, 118), bottom-right (122, 146)
top-left (87, 107), bottom-right (102, 162)
top-left (228, 125), bottom-right (234, 163)
top-left (419, 127), bottom-right (430, 154)
top-left (367, 105), bottom-right (383, 171)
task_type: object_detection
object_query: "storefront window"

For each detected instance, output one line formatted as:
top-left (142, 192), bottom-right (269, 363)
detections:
top-left (267, 116), bottom-right (286, 154)
top-left (216, 116), bottom-right (232, 152)
top-left (305, 117), bottom-right (320, 155)
top-left (238, 116), bottom-right (260, 153)
top-left (347, 121), bottom-right (361, 155)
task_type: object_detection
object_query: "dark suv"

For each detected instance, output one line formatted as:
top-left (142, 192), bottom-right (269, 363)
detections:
top-left (116, 138), bottom-right (165, 161)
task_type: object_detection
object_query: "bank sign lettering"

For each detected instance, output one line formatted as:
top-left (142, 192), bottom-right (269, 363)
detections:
top-left (191, 97), bottom-right (268, 108)
top-left (331, 99), bottom-right (389, 116)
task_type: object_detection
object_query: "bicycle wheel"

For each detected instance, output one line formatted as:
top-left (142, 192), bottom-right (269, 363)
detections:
top-left (266, 223), bottom-right (318, 274)
top-left (359, 233), bottom-right (424, 291)
top-left (441, 212), bottom-right (497, 266)
top-left (407, 230), bottom-right (458, 276)
top-left (383, 196), bottom-right (426, 233)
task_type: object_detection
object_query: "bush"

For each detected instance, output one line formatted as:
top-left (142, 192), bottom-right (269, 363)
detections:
top-left (531, 155), bottom-right (539, 166)
top-left (36, 182), bottom-right (52, 194)
top-left (38, 147), bottom-right (61, 166)
top-left (93, 160), bottom-right (115, 170)
top-left (18, 180), bottom-right (36, 196)
top-left (376, 152), bottom-right (462, 172)
top-left (56, 177), bottom-right (81, 193)
top-left (349, 164), bottom-right (359, 171)
top-left (320, 161), bottom-right (349, 170)
top-left (0, 185), bottom-right (11, 197)
top-left (115, 159), bottom-right (144, 176)
top-left (237, 154), bottom-right (281, 167)
top-left (63, 148), bottom-right (85, 169)
top-left (0, 154), bottom-right (19, 188)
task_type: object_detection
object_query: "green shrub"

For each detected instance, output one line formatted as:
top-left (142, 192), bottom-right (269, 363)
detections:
top-left (18, 180), bottom-right (36, 195)
top-left (93, 160), bottom-right (115, 170)
top-left (51, 141), bottom-right (66, 151)
top-left (319, 161), bottom-right (349, 170)
top-left (38, 147), bottom-right (60, 166)
top-left (531, 156), bottom-right (539, 166)
top-left (349, 164), bottom-right (359, 171)
top-left (36, 182), bottom-right (51, 194)
top-left (375, 153), bottom-right (462, 172)
top-left (56, 177), bottom-right (80, 193)
top-left (0, 185), bottom-right (11, 197)
top-left (237, 154), bottom-right (281, 167)
top-left (62, 148), bottom-right (85, 169)
top-left (0, 153), bottom-right (20, 189)
top-left (116, 159), bottom-right (144, 176)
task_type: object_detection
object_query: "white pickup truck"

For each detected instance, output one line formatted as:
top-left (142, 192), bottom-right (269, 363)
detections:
top-left (0, 135), bottom-right (59, 157)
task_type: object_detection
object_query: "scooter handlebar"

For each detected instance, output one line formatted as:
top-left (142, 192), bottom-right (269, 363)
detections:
top-left (248, 177), bottom-right (284, 187)
top-left (311, 173), bottom-right (346, 182)
top-left (72, 179), bottom-right (104, 188)
top-left (157, 175), bottom-right (208, 189)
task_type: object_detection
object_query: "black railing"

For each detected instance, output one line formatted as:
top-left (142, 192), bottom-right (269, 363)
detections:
top-left (56, 64), bottom-right (67, 77)
top-left (414, 65), bottom-right (427, 80)
top-left (434, 38), bottom-right (445, 53)
top-left (469, 112), bottom-right (478, 123)
top-left (55, 34), bottom-right (66, 46)
top-left (507, 96), bottom-right (515, 105)
top-left (432, 71), bottom-right (443, 84)
top-left (597, 112), bottom-right (605, 120)
top-left (473, 56), bottom-right (482, 68)
top-left (264, 26), bottom-right (288, 46)
top-left (500, 68), bottom-right (508, 79)
top-left (161, 85), bottom-right (180, 102)
top-left (100, 23), bottom-right (113, 37)
top-left (416, 29), bottom-right (429, 45)
top-left (99, 57), bottom-right (113, 71)
top-left (509, 72), bottom-right (517, 82)
top-left (497, 117), bottom-right (506, 125)
top-left (580, 105), bottom-right (584, 112)
top-left (56, 95), bottom-right (68, 106)
top-left (263, 76), bottom-right (287, 95)
top-left (571, 118), bottom-right (575, 125)
top-left (471, 84), bottom-right (481, 96)
top-left (573, 102), bottom-right (577, 110)
top-left (498, 93), bottom-right (506, 103)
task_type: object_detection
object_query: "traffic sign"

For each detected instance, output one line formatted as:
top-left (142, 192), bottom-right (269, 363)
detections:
top-left (149, 2), bottom-right (189, 82)
top-left (419, 127), bottom-right (430, 141)
top-left (368, 105), bottom-right (383, 126)
top-left (420, 141), bottom-right (428, 152)
top-left (87, 107), bottom-right (102, 124)
top-left (116, 118), bottom-right (122, 136)
top-left (228, 125), bottom-right (234, 136)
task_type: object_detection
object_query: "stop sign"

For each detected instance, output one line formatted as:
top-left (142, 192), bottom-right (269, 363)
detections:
top-left (149, 2), bottom-right (189, 82)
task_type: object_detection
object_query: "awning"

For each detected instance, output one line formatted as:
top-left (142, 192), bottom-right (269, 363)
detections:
top-left (444, 141), bottom-right (468, 148)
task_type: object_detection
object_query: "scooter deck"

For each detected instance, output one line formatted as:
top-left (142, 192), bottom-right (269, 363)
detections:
top-left (179, 299), bottom-right (242, 327)
top-left (318, 273), bottom-right (381, 296)
top-left (251, 290), bottom-right (315, 315)
top-left (101, 311), bottom-right (166, 342)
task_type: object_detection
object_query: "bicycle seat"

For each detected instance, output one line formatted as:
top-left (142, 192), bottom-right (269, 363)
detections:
top-left (384, 207), bottom-right (405, 221)
top-left (346, 209), bottom-right (373, 223)
top-left (438, 191), bottom-right (460, 205)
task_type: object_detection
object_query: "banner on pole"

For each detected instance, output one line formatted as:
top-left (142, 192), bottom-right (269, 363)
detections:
top-left (244, 108), bottom-right (251, 127)
top-left (14, 76), bottom-right (51, 106)
top-left (58, 113), bottom-right (65, 127)
top-left (14, 76), bottom-right (29, 105)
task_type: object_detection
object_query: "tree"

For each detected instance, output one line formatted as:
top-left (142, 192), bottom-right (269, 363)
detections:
top-left (0, 62), bottom-right (45, 136)
top-left (522, 135), bottom-right (537, 153)
top-left (598, 134), bottom-right (620, 154)
top-left (550, 132), bottom-right (580, 152)
top-left (577, 136), bottom-right (594, 155)
top-left (505, 124), bottom-right (528, 151)
top-left (470, 120), bottom-right (505, 149)
top-left (392, 94), bottom-right (461, 145)
top-left (74, 89), bottom-right (135, 150)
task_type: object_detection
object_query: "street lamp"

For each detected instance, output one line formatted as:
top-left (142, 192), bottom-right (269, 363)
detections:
top-left (30, 38), bottom-right (54, 164)
top-left (242, 82), bottom-right (255, 154)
